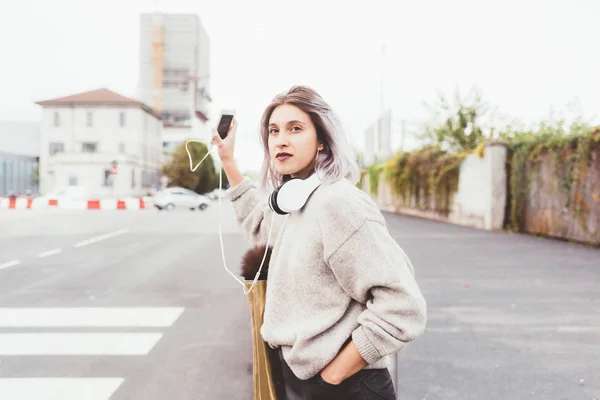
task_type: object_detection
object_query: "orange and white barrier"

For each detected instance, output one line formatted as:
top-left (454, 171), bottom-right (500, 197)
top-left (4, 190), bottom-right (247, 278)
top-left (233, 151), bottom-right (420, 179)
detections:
top-left (0, 197), bottom-right (153, 210)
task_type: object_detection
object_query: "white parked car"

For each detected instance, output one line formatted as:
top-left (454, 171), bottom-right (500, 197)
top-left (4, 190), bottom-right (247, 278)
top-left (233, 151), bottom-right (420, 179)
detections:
top-left (154, 187), bottom-right (211, 211)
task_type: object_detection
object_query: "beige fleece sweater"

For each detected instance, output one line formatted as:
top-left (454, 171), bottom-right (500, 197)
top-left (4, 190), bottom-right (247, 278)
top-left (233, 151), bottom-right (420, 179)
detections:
top-left (226, 176), bottom-right (427, 381)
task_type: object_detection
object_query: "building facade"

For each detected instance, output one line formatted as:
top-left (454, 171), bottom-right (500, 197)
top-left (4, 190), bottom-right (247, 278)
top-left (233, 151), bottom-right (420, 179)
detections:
top-left (0, 121), bottom-right (40, 196)
top-left (364, 109), bottom-right (411, 166)
top-left (363, 123), bottom-right (376, 167)
top-left (377, 109), bottom-right (393, 161)
top-left (36, 88), bottom-right (163, 198)
top-left (0, 152), bottom-right (38, 197)
top-left (138, 13), bottom-right (212, 155)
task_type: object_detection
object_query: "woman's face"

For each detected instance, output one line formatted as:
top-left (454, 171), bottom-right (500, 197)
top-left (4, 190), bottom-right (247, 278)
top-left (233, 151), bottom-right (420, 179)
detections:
top-left (268, 104), bottom-right (323, 179)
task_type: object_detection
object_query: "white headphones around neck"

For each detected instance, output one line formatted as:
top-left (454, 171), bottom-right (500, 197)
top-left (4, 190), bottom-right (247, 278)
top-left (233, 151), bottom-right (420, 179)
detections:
top-left (268, 172), bottom-right (322, 215)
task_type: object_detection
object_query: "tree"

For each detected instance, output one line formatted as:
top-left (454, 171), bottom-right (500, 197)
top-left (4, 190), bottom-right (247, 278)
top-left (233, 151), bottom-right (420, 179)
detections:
top-left (418, 86), bottom-right (492, 152)
top-left (160, 141), bottom-right (219, 194)
top-left (31, 163), bottom-right (40, 186)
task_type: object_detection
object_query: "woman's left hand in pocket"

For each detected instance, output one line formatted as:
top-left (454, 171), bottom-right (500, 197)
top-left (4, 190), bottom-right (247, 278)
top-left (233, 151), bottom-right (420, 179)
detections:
top-left (319, 365), bottom-right (343, 385)
top-left (319, 340), bottom-right (367, 385)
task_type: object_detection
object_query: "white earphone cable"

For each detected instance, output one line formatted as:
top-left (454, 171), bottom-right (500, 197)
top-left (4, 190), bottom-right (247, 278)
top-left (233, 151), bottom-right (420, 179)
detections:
top-left (185, 140), bottom-right (282, 295)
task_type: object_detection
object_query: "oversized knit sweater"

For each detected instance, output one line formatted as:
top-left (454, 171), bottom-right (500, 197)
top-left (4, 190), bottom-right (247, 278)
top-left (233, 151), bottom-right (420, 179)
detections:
top-left (226, 176), bottom-right (427, 381)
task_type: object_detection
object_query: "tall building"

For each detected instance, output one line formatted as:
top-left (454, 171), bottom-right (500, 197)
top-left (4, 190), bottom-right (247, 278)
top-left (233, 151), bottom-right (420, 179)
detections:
top-left (377, 109), bottom-right (393, 161)
top-left (364, 123), bottom-right (376, 167)
top-left (138, 13), bottom-right (212, 156)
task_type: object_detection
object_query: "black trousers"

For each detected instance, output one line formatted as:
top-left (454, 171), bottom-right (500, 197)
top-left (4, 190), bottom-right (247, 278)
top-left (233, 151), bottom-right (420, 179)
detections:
top-left (277, 348), bottom-right (396, 400)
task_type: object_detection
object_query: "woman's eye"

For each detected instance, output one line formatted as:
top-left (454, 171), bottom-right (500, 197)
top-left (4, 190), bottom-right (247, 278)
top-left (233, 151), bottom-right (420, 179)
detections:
top-left (269, 129), bottom-right (278, 134)
top-left (291, 126), bottom-right (301, 132)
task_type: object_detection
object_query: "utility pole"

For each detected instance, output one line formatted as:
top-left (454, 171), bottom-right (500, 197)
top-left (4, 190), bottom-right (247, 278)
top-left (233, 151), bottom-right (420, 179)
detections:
top-left (380, 43), bottom-right (386, 113)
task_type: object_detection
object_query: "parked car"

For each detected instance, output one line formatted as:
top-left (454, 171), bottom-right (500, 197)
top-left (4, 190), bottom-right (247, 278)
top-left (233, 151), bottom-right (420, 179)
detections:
top-left (154, 187), bottom-right (211, 211)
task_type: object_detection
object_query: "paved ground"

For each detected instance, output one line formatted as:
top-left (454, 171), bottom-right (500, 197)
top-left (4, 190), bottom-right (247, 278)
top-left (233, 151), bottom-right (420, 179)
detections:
top-left (0, 203), bottom-right (598, 400)
top-left (0, 204), bottom-right (253, 400)
top-left (389, 215), bottom-right (599, 400)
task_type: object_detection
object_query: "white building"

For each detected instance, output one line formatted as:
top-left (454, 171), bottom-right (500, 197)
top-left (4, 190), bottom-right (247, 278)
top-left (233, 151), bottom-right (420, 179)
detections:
top-left (377, 109), bottom-right (393, 161)
top-left (36, 88), bottom-right (163, 198)
top-left (137, 13), bottom-right (212, 155)
top-left (364, 123), bottom-right (376, 167)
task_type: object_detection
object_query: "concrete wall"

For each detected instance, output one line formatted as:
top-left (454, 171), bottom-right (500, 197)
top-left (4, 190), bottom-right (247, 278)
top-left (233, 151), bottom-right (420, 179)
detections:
top-left (522, 146), bottom-right (600, 245)
top-left (363, 143), bottom-right (508, 231)
top-left (39, 106), bottom-right (163, 197)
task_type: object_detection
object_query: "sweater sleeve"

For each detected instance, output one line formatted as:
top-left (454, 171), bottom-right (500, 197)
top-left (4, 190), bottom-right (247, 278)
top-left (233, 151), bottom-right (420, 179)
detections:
top-left (326, 218), bottom-right (427, 365)
top-left (225, 177), bottom-right (281, 247)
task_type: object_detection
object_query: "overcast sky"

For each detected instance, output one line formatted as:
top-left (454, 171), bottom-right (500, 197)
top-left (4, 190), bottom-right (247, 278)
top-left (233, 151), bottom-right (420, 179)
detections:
top-left (1, 0), bottom-right (599, 172)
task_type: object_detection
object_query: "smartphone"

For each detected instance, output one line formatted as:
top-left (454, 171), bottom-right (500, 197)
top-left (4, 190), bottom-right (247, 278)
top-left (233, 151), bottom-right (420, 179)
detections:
top-left (217, 110), bottom-right (235, 139)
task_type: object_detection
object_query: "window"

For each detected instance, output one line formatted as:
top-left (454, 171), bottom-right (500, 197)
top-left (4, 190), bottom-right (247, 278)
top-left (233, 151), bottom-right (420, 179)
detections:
top-left (82, 142), bottom-right (97, 153)
top-left (131, 169), bottom-right (135, 188)
top-left (87, 112), bottom-right (93, 127)
top-left (54, 112), bottom-right (60, 127)
top-left (69, 175), bottom-right (77, 186)
top-left (119, 142), bottom-right (126, 154)
top-left (163, 141), bottom-right (178, 154)
top-left (49, 142), bottom-right (64, 155)
top-left (181, 188), bottom-right (197, 196)
top-left (119, 111), bottom-right (126, 127)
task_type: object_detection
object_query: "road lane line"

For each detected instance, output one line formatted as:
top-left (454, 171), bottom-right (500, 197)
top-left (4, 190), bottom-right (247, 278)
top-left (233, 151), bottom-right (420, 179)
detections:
top-left (73, 228), bottom-right (129, 248)
top-left (0, 307), bottom-right (185, 327)
top-left (0, 378), bottom-right (124, 400)
top-left (0, 332), bottom-right (163, 355)
top-left (0, 260), bottom-right (20, 271)
top-left (37, 248), bottom-right (62, 258)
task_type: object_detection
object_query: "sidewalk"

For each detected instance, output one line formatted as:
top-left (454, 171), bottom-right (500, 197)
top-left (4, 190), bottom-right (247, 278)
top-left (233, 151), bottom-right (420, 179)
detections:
top-left (384, 211), bottom-right (599, 399)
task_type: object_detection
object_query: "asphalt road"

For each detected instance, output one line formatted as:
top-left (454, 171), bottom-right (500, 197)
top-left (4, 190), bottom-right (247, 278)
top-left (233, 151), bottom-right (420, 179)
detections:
top-left (0, 202), bottom-right (598, 400)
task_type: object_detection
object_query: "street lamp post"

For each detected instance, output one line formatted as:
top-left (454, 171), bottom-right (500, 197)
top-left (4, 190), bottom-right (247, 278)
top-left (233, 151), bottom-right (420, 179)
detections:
top-left (380, 43), bottom-right (386, 113)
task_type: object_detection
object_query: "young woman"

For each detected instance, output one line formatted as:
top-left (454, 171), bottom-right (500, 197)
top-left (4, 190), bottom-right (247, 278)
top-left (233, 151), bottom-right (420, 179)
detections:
top-left (213, 86), bottom-right (427, 400)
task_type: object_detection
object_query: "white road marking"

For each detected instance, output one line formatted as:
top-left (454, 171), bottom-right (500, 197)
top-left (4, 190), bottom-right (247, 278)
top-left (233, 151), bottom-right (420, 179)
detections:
top-left (0, 307), bottom-right (185, 327)
top-left (0, 378), bottom-right (124, 400)
top-left (0, 260), bottom-right (20, 271)
top-left (73, 228), bottom-right (129, 248)
top-left (427, 326), bottom-right (600, 333)
top-left (0, 332), bottom-right (163, 355)
top-left (37, 248), bottom-right (62, 258)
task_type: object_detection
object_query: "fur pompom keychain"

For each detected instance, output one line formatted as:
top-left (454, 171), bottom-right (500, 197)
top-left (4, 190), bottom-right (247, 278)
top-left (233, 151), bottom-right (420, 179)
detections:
top-left (240, 245), bottom-right (273, 281)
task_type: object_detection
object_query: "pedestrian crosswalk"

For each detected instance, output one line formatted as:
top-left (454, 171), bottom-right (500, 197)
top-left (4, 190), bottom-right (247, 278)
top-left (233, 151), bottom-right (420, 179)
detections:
top-left (0, 307), bottom-right (184, 400)
top-left (0, 379), bottom-right (125, 400)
